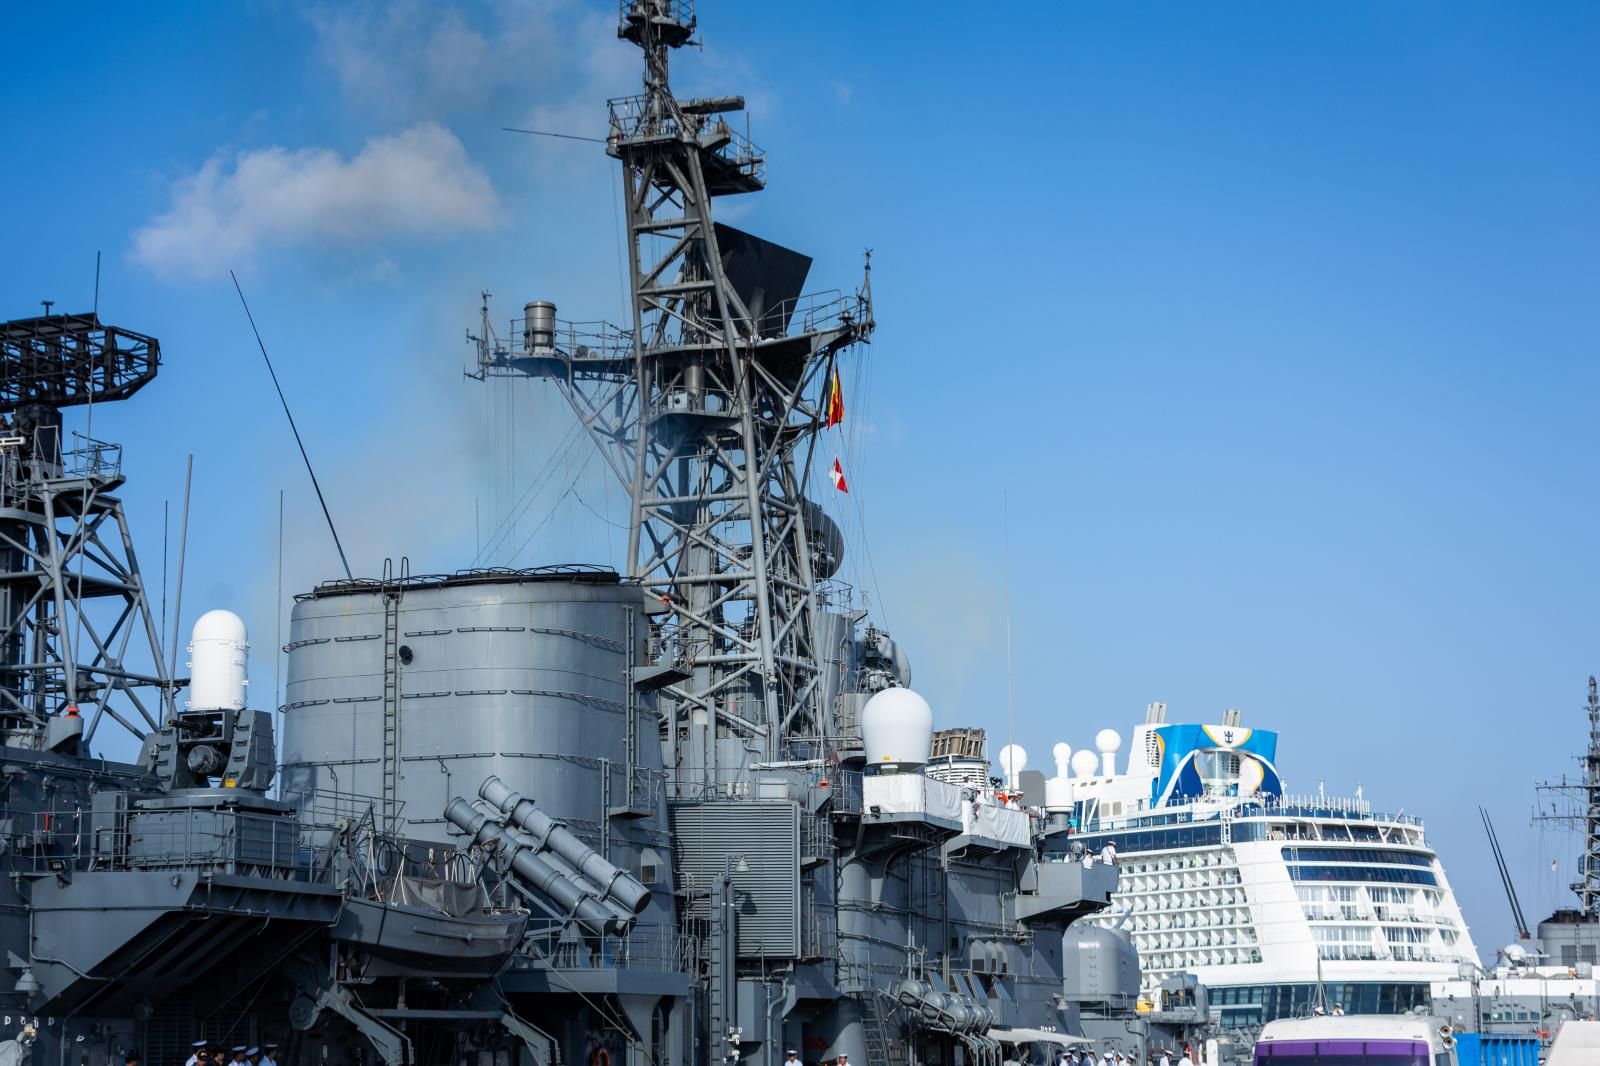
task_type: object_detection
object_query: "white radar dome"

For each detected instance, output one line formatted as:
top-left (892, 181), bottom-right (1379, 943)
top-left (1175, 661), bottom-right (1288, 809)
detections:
top-left (1095, 727), bottom-right (1123, 776)
top-left (187, 609), bottom-right (249, 712)
top-left (860, 688), bottom-right (933, 771)
top-left (1070, 749), bottom-right (1100, 779)
top-left (1051, 742), bottom-right (1072, 774)
top-left (998, 743), bottom-right (1027, 789)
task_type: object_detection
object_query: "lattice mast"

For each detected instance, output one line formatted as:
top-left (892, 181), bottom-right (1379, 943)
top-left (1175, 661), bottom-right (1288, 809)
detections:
top-left (470, 0), bottom-right (872, 769)
top-left (1535, 676), bottom-right (1600, 919)
top-left (0, 312), bottom-right (172, 748)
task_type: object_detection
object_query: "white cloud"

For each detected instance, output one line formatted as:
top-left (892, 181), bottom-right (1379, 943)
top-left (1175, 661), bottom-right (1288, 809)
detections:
top-left (305, 1), bottom-right (575, 122)
top-left (132, 123), bottom-right (498, 279)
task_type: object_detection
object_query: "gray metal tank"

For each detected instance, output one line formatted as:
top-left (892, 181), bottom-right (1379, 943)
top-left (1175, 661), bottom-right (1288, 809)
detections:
top-left (281, 567), bottom-right (662, 850)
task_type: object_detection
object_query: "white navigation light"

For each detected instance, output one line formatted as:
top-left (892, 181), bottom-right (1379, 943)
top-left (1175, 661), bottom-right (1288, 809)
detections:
top-left (860, 688), bottom-right (933, 771)
top-left (1095, 727), bottom-right (1122, 776)
top-left (998, 743), bottom-right (1027, 790)
top-left (1070, 749), bottom-right (1100, 779)
top-left (188, 609), bottom-right (249, 712)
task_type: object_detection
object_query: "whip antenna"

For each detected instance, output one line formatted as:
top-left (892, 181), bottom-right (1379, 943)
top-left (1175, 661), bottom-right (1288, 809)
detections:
top-left (230, 270), bottom-right (353, 581)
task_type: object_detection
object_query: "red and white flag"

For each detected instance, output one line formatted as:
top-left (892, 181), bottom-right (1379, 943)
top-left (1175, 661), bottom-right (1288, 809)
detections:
top-left (830, 457), bottom-right (848, 493)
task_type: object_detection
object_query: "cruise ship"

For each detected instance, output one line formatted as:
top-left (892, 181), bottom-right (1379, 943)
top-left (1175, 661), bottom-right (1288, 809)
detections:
top-left (1058, 702), bottom-right (1478, 1029)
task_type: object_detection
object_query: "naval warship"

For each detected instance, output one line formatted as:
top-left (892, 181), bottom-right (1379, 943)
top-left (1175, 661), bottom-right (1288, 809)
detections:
top-left (1430, 678), bottom-right (1600, 1045)
top-left (0, 5), bottom-right (1170, 1066)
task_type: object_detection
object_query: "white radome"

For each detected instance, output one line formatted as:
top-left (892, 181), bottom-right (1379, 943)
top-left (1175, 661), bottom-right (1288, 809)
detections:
top-left (1070, 749), bottom-right (1100, 779)
top-left (1094, 728), bottom-right (1122, 753)
top-left (187, 609), bottom-right (249, 712)
top-left (998, 743), bottom-right (1027, 788)
top-left (860, 687), bottom-right (933, 769)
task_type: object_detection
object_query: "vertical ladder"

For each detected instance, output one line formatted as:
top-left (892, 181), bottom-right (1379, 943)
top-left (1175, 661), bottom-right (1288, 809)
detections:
top-left (380, 584), bottom-right (402, 821)
top-left (859, 990), bottom-right (893, 1064)
top-left (1220, 806), bottom-right (1232, 846)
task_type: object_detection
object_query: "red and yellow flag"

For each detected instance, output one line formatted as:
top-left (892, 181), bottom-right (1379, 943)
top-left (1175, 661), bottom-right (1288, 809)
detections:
top-left (824, 367), bottom-right (844, 428)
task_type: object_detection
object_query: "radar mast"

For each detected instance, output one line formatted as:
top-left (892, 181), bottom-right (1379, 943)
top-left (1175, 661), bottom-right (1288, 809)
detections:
top-left (0, 311), bottom-right (172, 748)
top-left (471, 0), bottom-right (874, 783)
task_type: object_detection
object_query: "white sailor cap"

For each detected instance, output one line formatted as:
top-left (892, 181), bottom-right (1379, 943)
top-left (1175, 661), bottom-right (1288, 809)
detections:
top-left (193, 1041), bottom-right (209, 1049)
top-left (232, 1048), bottom-right (247, 1054)
top-left (246, 1050), bottom-right (259, 1057)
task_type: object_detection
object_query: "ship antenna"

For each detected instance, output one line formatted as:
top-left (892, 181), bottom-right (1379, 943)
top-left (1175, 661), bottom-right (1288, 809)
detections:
top-left (230, 270), bottom-right (354, 581)
top-left (501, 126), bottom-right (607, 145)
top-left (1003, 491), bottom-right (1015, 770)
top-left (1480, 805), bottom-right (1531, 939)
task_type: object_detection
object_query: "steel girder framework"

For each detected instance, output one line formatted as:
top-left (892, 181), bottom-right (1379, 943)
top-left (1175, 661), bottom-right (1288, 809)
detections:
top-left (0, 312), bottom-right (171, 745)
top-left (472, 1), bottom-right (871, 765)
top-left (1535, 677), bottom-right (1600, 919)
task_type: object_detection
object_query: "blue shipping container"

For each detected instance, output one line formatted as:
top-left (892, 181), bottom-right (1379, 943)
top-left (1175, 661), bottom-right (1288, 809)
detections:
top-left (1453, 1033), bottom-right (1540, 1066)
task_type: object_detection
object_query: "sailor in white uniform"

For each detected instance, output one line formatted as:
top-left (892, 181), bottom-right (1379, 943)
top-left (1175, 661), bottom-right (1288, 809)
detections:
top-left (261, 1044), bottom-right (279, 1066)
top-left (184, 1041), bottom-right (209, 1066)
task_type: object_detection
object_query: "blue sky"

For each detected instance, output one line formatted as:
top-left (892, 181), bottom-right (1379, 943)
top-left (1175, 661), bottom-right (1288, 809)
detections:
top-left (5, 1), bottom-right (1600, 957)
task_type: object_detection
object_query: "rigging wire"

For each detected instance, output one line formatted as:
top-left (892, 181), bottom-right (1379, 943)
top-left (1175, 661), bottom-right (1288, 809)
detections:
top-left (506, 449), bottom-right (598, 563)
top-left (230, 270), bottom-right (353, 581)
top-left (573, 486), bottom-right (628, 529)
top-left (470, 418), bottom-right (588, 566)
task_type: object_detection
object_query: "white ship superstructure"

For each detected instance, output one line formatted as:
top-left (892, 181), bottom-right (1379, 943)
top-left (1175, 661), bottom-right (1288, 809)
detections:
top-left (1055, 704), bottom-right (1478, 1028)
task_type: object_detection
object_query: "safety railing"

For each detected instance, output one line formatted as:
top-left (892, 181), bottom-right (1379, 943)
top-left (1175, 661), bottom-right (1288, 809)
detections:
top-left (502, 315), bottom-right (634, 364)
top-left (64, 432), bottom-right (121, 479)
top-left (21, 804), bottom-right (333, 883)
top-left (607, 95), bottom-right (765, 185)
top-left (523, 917), bottom-right (692, 972)
top-left (619, 0), bottom-right (693, 27)
top-left (747, 289), bottom-right (871, 340)
top-left (646, 621), bottom-right (709, 669)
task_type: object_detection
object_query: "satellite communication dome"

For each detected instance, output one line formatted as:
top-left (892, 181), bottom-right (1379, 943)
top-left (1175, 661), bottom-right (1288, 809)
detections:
top-left (1094, 727), bottom-right (1123, 776)
top-left (997, 743), bottom-right (1027, 789)
top-left (1051, 742), bottom-right (1072, 774)
top-left (188, 609), bottom-right (249, 712)
top-left (1070, 749), bottom-right (1100, 779)
top-left (860, 688), bottom-right (933, 771)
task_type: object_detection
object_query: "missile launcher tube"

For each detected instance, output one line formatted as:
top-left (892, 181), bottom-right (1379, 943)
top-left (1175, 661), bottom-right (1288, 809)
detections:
top-left (442, 798), bottom-right (619, 937)
top-left (496, 820), bottom-right (637, 929)
top-left (478, 775), bottom-right (651, 914)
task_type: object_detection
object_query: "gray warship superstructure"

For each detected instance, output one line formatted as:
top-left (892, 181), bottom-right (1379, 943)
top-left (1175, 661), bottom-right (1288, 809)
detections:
top-left (0, 4), bottom-right (1130, 1066)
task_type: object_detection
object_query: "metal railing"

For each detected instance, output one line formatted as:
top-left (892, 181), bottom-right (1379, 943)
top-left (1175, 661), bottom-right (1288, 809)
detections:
top-left (64, 432), bottom-right (121, 479)
top-left (748, 289), bottom-right (870, 339)
top-left (619, 0), bottom-right (693, 27)
top-left (284, 785), bottom-right (406, 839)
top-left (607, 94), bottom-right (765, 185)
top-left (502, 315), bottom-right (634, 364)
top-left (523, 918), bottom-right (691, 972)
top-left (22, 804), bottom-right (332, 882)
top-left (1093, 792), bottom-right (1423, 831)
